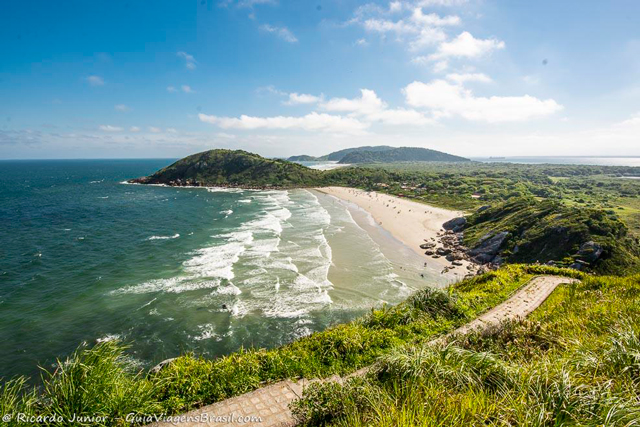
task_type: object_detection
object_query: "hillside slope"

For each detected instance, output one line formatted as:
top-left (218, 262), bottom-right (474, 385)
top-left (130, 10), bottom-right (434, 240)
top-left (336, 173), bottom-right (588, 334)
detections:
top-left (339, 147), bottom-right (470, 163)
top-left (454, 197), bottom-right (640, 274)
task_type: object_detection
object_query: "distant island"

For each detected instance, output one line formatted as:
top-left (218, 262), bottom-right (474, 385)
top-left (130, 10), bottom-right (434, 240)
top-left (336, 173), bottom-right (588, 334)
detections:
top-left (287, 145), bottom-right (470, 164)
top-left (338, 147), bottom-right (469, 164)
top-left (129, 149), bottom-right (322, 188)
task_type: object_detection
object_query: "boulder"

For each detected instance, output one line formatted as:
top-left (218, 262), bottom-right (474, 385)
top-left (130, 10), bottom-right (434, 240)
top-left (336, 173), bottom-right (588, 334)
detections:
top-left (436, 247), bottom-right (452, 256)
top-left (149, 358), bottom-right (177, 375)
top-left (452, 260), bottom-right (463, 266)
top-left (420, 242), bottom-right (436, 249)
top-left (442, 216), bottom-right (467, 233)
top-left (570, 259), bottom-right (590, 270)
top-left (468, 231), bottom-right (510, 264)
top-left (576, 241), bottom-right (603, 263)
top-left (445, 252), bottom-right (465, 261)
top-left (569, 262), bottom-right (583, 271)
top-left (424, 250), bottom-right (435, 256)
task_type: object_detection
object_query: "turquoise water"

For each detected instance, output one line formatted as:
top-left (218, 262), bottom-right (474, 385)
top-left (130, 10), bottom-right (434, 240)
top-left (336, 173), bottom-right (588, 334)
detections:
top-left (0, 160), bottom-right (444, 380)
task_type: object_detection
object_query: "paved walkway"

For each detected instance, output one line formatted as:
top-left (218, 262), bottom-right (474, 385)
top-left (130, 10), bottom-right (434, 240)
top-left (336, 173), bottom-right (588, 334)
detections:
top-left (150, 275), bottom-right (576, 427)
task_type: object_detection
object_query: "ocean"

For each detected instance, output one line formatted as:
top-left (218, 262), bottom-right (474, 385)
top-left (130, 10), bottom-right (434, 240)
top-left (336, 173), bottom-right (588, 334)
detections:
top-left (472, 156), bottom-right (640, 167)
top-left (0, 159), bottom-right (446, 380)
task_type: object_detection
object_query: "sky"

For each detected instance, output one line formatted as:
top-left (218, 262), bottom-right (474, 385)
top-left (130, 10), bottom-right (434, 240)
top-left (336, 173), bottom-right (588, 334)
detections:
top-left (1, 0), bottom-right (639, 159)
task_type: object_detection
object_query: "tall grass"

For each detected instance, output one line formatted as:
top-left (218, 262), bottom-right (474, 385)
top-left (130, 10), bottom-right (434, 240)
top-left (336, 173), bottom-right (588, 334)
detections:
top-left (292, 274), bottom-right (640, 426)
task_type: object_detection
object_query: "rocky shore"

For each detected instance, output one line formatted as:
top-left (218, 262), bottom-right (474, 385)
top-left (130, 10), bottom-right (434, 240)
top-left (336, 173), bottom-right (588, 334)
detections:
top-left (128, 177), bottom-right (301, 191)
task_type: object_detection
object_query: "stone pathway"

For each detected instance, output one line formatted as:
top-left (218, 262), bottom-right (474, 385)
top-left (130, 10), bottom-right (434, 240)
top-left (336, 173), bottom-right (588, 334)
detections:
top-left (149, 275), bottom-right (576, 427)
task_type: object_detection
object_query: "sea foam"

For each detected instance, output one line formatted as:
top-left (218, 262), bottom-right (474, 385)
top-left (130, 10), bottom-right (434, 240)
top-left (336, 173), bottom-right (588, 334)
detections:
top-left (146, 233), bottom-right (180, 241)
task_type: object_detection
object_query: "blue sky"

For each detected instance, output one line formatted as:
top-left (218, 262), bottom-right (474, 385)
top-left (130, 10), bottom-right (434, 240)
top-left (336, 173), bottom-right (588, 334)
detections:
top-left (1, 0), bottom-right (639, 159)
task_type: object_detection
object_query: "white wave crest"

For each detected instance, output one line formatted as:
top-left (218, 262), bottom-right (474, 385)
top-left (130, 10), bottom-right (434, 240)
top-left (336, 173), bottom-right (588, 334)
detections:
top-left (147, 233), bottom-right (180, 241)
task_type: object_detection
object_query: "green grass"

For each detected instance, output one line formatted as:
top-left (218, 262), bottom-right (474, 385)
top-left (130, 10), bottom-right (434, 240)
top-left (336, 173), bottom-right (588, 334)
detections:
top-left (291, 273), bottom-right (640, 426)
top-left (0, 266), bottom-right (581, 425)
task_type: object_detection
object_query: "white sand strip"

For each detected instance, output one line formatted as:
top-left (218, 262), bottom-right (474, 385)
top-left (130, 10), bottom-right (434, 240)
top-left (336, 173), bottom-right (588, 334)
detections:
top-left (314, 187), bottom-right (472, 275)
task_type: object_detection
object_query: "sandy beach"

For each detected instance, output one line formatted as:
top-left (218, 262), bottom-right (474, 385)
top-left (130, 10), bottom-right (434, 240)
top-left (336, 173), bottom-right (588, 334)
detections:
top-left (315, 187), bottom-right (472, 277)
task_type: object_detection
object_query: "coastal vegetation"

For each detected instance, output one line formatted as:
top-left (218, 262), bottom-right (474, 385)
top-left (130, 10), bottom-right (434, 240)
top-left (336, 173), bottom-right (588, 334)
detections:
top-left (131, 149), bottom-right (640, 275)
top-left (292, 272), bottom-right (640, 426)
top-left (460, 197), bottom-right (640, 275)
top-left (0, 266), bottom-right (583, 425)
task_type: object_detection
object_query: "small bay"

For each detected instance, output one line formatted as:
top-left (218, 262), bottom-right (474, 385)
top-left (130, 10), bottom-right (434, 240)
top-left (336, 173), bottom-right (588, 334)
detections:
top-left (0, 159), bottom-right (443, 379)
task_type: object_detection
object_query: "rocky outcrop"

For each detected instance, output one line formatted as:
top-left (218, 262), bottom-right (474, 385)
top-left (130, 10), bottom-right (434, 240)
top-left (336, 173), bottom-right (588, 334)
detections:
top-left (443, 217), bottom-right (467, 233)
top-left (468, 232), bottom-right (510, 264)
top-left (576, 241), bottom-right (603, 263)
top-left (149, 357), bottom-right (177, 375)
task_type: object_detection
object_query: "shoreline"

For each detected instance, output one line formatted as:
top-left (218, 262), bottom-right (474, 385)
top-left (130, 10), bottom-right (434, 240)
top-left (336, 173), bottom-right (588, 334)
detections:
top-left (315, 187), bottom-right (476, 278)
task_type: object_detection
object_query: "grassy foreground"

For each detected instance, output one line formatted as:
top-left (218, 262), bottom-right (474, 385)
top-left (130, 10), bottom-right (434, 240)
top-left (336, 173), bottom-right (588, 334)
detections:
top-left (0, 265), bottom-right (582, 426)
top-left (292, 273), bottom-right (640, 426)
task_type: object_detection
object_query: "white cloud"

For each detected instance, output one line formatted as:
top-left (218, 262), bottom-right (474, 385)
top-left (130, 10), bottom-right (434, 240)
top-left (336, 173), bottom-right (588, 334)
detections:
top-left (260, 24), bottom-right (298, 43)
top-left (167, 86), bottom-right (178, 93)
top-left (114, 104), bottom-right (130, 112)
top-left (181, 85), bottom-right (194, 93)
top-left (446, 72), bottom-right (492, 84)
top-left (166, 128), bottom-right (178, 133)
top-left (284, 93), bottom-right (322, 105)
top-left (129, 126), bottom-right (141, 132)
top-left (404, 79), bottom-right (563, 122)
top-left (416, 0), bottom-right (468, 6)
top-left (389, 1), bottom-right (403, 13)
top-left (221, 0), bottom-right (276, 8)
top-left (321, 89), bottom-right (434, 126)
top-left (321, 89), bottom-right (386, 115)
top-left (429, 31), bottom-right (505, 60)
top-left (367, 108), bottom-right (435, 125)
top-left (432, 60), bottom-right (449, 72)
top-left (410, 8), bottom-right (460, 27)
top-left (355, 38), bottom-right (369, 46)
top-left (215, 132), bottom-right (237, 139)
top-left (351, 6), bottom-right (460, 51)
top-left (98, 125), bottom-right (123, 132)
top-left (198, 112), bottom-right (368, 134)
top-left (257, 85), bottom-right (287, 96)
top-left (614, 112), bottom-right (640, 128)
top-left (177, 51), bottom-right (197, 70)
top-left (86, 75), bottom-right (105, 86)
top-left (149, 127), bottom-right (162, 133)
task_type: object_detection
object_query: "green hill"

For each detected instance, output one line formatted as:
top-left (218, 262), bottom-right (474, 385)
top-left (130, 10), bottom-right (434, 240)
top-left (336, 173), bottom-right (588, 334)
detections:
top-left (339, 147), bottom-right (470, 164)
top-left (287, 146), bottom-right (396, 162)
top-left (287, 154), bottom-right (319, 161)
top-left (129, 149), bottom-right (321, 188)
top-left (288, 146), bottom-right (468, 164)
top-left (325, 146), bottom-right (395, 161)
top-left (459, 197), bottom-right (640, 274)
